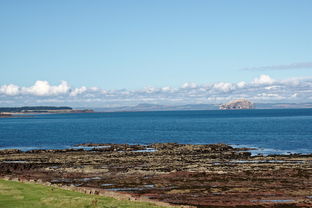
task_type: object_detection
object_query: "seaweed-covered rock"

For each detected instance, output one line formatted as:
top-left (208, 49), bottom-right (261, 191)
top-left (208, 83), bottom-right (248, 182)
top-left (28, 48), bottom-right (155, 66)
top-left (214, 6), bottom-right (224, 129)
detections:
top-left (0, 149), bottom-right (22, 154)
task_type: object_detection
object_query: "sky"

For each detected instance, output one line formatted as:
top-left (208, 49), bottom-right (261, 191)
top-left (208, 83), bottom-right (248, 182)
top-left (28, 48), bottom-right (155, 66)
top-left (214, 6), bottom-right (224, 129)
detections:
top-left (1, 0), bottom-right (312, 107)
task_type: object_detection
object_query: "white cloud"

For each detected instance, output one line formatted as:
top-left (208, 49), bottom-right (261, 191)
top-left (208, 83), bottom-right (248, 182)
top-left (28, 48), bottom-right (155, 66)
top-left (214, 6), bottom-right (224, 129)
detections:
top-left (70, 86), bottom-right (87, 96)
top-left (22, 80), bottom-right (70, 96)
top-left (253, 74), bottom-right (275, 85)
top-left (0, 84), bottom-right (19, 96)
top-left (144, 87), bottom-right (160, 94)
top-left (1, 75), bottom-right (312, 107)
top-left (257, 93), bottom-right (280, 97)
top-left (161, 86), bottom-right (173, 92)
top-left (264, 86), bottom-right (279, 90)
top-left (182, 82), bottom-right (197, 89)
top-left (236, 81), bottom-right (246, 88)
top-left (213, 82), bottom-right (234, 92)
top-left (291, 93), bottom-right (298, 98)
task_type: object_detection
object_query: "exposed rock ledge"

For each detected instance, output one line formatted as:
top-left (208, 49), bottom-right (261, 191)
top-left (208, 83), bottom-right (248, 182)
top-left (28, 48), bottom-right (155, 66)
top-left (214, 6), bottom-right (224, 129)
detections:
top-left (0, 143), bottom-right (311, 207)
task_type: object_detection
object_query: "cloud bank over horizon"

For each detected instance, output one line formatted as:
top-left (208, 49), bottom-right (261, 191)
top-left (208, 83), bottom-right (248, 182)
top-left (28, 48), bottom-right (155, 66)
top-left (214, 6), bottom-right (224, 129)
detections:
top-left (1, 75), bottom-right (312, 107)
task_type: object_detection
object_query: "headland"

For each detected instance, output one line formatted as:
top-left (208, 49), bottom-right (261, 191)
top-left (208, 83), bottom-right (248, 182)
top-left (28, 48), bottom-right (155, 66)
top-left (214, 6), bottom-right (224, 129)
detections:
top-left (0, 106), bottom-right (93, 115)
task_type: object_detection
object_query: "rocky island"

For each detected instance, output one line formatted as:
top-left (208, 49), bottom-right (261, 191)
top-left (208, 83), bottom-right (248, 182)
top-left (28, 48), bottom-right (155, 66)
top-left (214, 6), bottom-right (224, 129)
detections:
top-left (219, 99), bottom-right (254, 110)
top-left (1, 143), bottom-right (311, 207)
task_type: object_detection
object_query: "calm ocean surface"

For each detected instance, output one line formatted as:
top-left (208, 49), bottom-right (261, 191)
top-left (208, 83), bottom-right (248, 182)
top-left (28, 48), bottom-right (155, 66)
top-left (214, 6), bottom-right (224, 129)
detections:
top-left (1, 109), bottom-right (312, 155)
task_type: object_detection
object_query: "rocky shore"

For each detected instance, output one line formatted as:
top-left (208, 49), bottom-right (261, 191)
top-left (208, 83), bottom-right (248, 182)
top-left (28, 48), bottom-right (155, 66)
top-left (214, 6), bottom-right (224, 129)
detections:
top-left (1, 143), bottom-right (312, 207)
top-left (0, 112), bottom-right (12, 117)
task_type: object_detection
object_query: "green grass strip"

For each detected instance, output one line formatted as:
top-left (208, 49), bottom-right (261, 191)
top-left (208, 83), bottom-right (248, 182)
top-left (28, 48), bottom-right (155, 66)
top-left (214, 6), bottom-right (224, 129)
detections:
top-left (0, 179), bottom-right (168, 208)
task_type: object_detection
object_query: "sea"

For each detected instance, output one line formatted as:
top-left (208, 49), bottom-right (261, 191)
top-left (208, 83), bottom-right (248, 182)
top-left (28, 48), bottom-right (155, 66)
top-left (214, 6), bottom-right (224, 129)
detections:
top-left (0, 109), bottom-right (312, 155)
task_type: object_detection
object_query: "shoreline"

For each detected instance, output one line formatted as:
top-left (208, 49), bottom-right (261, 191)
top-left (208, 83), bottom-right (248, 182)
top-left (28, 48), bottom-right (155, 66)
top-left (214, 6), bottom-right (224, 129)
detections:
top-left (0, 143), bottom-right (310, 156)
top-left (0, 177), bottom-right (188, 208)
top-left (1, 143), bottom-right (312, 207)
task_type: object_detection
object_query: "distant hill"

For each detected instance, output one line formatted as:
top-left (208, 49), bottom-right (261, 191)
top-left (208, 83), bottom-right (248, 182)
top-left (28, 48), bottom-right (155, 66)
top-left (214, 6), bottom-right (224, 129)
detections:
top-left (254, 103), bottom-right (312, 109)
top-left (91, 102), bottom-right (312, 112)
top-left (93, 103), bottom-right (219, 112)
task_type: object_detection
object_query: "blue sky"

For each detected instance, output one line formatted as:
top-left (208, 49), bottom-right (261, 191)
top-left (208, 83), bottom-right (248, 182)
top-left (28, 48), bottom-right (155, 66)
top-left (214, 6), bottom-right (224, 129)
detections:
top-left (1, 0), bottom-right (312, 106)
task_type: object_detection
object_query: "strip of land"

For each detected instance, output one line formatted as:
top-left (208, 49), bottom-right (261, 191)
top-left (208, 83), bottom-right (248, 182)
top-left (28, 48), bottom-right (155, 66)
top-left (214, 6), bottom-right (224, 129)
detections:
top-left (0, 106), bottom-right (93, 115)
top-left (1, 143), bottom-right (312, 207)
top-left (0, 179), bottom-right (170, 208)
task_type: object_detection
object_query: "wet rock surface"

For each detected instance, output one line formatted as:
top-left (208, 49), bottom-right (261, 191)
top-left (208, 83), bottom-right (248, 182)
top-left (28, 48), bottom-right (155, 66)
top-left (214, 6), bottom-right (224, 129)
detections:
top-left (0, 149), bottom-right (22, 154)
top-left (1, 143), bottom-right (312, 207)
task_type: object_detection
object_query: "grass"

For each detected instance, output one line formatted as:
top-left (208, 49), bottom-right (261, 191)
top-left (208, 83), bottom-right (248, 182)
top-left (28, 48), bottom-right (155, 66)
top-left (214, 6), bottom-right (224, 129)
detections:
top-left (0, 180), bottom-right (168, 208)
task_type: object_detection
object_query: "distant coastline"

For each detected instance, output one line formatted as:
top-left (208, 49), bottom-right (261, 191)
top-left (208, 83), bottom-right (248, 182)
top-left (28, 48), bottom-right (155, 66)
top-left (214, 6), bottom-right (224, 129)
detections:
top-left (92, 102), bottom-right (312, 112)
top-left (0, 106), bottom-right (94, 116)
top-left (0, 112), bottom-right (12, 118)
top-left (1, 103), bottom-right (312, 115)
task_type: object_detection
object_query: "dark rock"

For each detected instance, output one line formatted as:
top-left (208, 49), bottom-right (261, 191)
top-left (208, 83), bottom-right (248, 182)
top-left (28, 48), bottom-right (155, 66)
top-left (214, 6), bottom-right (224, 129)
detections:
top-left (0, 149), bottom-right (22, 154)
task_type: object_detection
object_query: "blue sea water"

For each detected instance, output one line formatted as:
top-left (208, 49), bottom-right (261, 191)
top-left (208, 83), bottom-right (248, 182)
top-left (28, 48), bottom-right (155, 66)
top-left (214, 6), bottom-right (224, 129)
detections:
top-left (0, 109), bottom-right (312, 154)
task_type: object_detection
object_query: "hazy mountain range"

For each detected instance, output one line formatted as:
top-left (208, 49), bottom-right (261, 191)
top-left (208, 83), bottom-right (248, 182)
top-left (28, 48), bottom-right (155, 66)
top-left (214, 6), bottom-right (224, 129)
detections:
top-left (91, 103), bottom-right (312, 112)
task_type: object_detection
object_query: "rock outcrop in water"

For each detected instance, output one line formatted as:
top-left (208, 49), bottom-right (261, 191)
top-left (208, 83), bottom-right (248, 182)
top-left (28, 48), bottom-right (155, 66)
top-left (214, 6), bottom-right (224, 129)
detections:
top-left (219, 99), bottom-right (253, 110)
